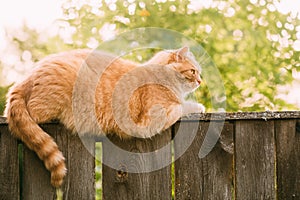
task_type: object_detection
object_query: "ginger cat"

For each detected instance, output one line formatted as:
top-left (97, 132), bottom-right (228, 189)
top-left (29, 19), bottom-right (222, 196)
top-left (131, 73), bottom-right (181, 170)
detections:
top-left (5, 47), bottom-right (205, 187)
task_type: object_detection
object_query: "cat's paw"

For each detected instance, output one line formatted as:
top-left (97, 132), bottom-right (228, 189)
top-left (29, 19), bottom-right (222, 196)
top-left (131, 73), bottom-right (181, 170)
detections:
top-left (182, 102), bottom-right (205, 116)
top-left (196, 103), bottom-right (205, 113)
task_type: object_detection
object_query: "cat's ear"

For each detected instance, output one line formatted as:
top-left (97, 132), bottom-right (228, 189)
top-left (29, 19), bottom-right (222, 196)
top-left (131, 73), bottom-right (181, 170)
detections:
top-left (175, 46), bottom-right (189, 62)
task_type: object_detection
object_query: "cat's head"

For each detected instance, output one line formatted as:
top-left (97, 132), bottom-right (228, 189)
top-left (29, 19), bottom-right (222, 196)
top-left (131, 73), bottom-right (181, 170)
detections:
top-left (146, 47), bottom-right (199, 68)
top-left (160, 47), bottom-right (202, 92)
top-left (168, 61), bottom-right (202, 94)
top-left (146, 47), bottom-right (202, 93)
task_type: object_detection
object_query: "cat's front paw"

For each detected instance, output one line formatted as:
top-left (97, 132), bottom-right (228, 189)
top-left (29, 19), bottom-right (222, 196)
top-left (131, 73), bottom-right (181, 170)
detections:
top-left (182, 102), bottom-right (205, 116)
top-left (196, 103), bottom-right (205, 113)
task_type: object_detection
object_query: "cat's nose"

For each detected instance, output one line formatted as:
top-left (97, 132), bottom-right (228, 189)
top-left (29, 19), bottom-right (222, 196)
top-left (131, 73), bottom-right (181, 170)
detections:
top-left (196, 76), bottom-right (202, 85)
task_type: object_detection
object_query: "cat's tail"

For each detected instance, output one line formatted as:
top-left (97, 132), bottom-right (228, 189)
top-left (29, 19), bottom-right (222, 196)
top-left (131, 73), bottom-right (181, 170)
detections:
top-left (4, 82), bottom-right (66, 188)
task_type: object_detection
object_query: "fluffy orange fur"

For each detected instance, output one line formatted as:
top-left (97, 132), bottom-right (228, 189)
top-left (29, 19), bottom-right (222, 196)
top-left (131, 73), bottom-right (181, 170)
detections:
top-left (5, 47), bottom-right (204, 187)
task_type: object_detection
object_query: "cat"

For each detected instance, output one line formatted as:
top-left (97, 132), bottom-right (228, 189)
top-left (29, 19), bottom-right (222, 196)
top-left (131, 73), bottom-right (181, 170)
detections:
top-left (4, 46), bottom-right (205, 187)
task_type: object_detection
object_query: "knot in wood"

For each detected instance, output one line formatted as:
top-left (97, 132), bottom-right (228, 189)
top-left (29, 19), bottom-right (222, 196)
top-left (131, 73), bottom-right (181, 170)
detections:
top-left (116, 165), bottom-right (128, 180)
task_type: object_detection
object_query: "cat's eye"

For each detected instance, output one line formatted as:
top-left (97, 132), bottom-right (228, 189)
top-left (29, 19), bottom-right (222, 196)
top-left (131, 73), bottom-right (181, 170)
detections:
top-left (190, 69), bottom-right (196, 74)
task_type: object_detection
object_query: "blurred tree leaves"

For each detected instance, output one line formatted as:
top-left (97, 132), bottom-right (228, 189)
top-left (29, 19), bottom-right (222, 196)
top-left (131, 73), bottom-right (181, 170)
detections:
top-left (0, 85), bottom-right (10, 114)
top-left (58, 0), bottom-right (300, 111)
top-left (1, 0), bottom-right (300, 113)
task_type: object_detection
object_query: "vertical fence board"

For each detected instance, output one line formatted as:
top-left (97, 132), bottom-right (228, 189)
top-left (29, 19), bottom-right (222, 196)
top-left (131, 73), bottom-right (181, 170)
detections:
top-left (1, 112), bottom-right (300, 200)
top-left (22, 124), bottom-right (95, 200)
top-left (22, 145), bottom-right (56, 200)
top-left (275, 120), bottom-right (300, 199)
top-left (174, 121), bottom-right (234, 200)
top-left (102, 129), bottom-right (172, 200)
top-left (0, 124), bottom-right (19, 200)
top-left (235, 120), bottom-right (276, 200)
top-left (22, 124), bottom-right (59, 200)
top-left (59, 127), bottom-right (95, 200)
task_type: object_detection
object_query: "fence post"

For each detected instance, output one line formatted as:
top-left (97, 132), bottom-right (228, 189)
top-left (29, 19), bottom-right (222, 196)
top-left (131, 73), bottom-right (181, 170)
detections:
top-left (1, 112), bottom-right (300, 200)
top-left (275, 120), bottom-right (300, 199)
top-left (102, 129), bottom-right (172, 200)
top-left (0, 118), bottom-right (20, 200)
top-left (174, 121), bottom-right (234, 200)
top-left (21, 123), bottom-right (95, 200)
top-left (235, 120), bottom-right (276, 200)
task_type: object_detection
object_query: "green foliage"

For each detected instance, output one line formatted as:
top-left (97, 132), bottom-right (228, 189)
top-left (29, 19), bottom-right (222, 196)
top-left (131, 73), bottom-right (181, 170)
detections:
top-left (1, 0), bottom-right (299, 113)
top-left (59, 0), bottom-right (300, 111)
top-left (95, 143), bottom-right (102, 200)
top-left (7, 25), bottom-right (73, 62)
top-left (0, 85), bottom-right (11, 115)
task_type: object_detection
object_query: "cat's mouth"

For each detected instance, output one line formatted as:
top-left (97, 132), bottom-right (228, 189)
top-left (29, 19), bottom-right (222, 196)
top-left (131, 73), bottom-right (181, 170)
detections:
top-left (196, 76), bottom-right (202, 85)
top-left (192, 77), bottom-right (202, 88)
top-left (189, 81), bottom-right (201, 92)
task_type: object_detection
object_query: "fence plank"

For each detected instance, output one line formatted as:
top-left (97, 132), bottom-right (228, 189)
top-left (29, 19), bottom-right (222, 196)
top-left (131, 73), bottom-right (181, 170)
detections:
top-left (22, 124), bottom-right (59, 200)
top-left (59, 128), bottom-right (95, 200)
top-left (22, 124), bottom-right (95, 200)
top-left (275, 120), bottom-right (300, 199)
top-left (1, 112), bottom-right (300, 200)
top-left (174, 121), bottom-right (234, 200)
top-left (102, 129), bottom-right (172, 200)
top-left (235, 120), bottom-right (276, 200)
top-left (0, 124), bottom-right (20, 200)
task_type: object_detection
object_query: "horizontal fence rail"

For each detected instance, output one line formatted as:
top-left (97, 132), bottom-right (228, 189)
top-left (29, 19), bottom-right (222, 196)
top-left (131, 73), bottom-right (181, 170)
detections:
top-left (0, 111), bottom-right (300, 200)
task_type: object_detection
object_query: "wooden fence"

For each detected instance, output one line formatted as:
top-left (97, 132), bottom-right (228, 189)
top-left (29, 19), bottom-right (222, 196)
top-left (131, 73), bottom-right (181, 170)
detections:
top-left (0, 111), bottom-right (299, 200)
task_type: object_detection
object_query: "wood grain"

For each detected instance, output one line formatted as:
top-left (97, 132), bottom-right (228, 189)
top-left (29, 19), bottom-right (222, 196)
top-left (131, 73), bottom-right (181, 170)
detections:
top-left (0, 124), bottom-right (19, 200)
top-left (180, 111), bottom-right (300, 121)
top-left (234, 120), bottom-right (276, 200)
top-left (58, 126), bottom-right (95, 200)
top-left (22, 124), bottom-right (95, 200)
top-left (102, 129), bottom-right (172, 200)
top-left (275, 120), bottom-right (300, 199)
top-left (22, 137), bottom-right (56, 199)
top-left (174, 121), bottom-right (234, 200)
top-left (1, 112), bottom-right (300, 199)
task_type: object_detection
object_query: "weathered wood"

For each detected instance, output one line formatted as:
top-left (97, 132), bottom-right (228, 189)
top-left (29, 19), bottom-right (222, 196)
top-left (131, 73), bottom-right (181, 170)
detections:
top-left (181, 111), bottom-right (300, 121)
top-left (0, 116), bottom-right (6, 123)
top-left (59, 129), bottom-right (95, 200)
top-left (2, 112), bottom-right (300, 124)
top-left (102, 129), bottom-right (172, 200)
top-left (22, 144), bottom-right (56, 199)
top-left (174, 121), bottom-right (234, 200)
top-left (22, 124), bottom-right (95, 200)
top-left (275, 120), bottom-right (300, 199)
top-left (234, 120), bottom-right (276, 200)
top-left (1, 112), bottom-right (300, 199)
top-left (0, 124), bottom-right (19, 200)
